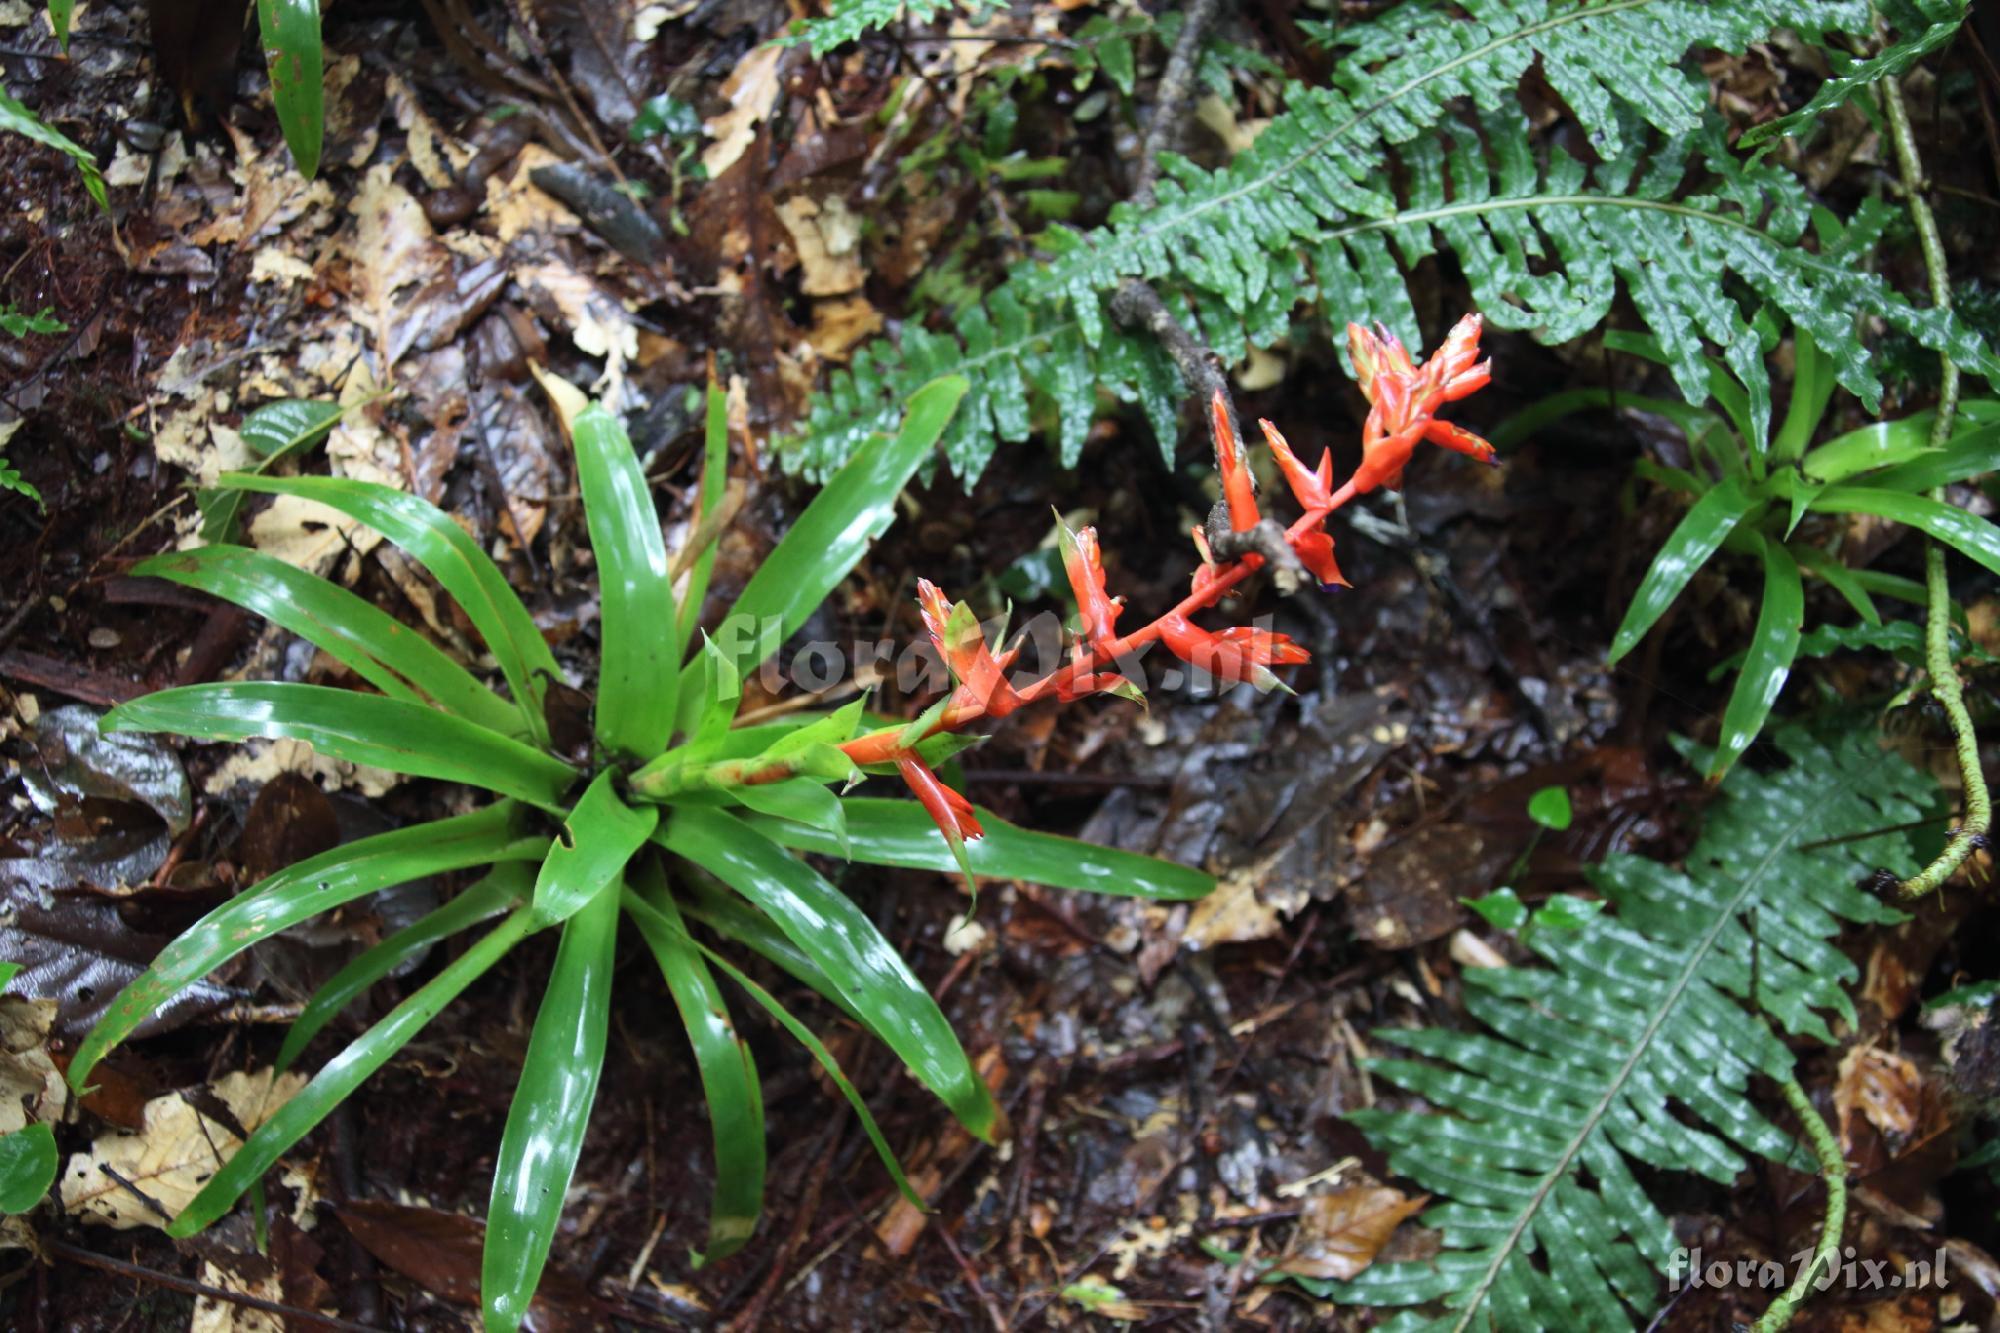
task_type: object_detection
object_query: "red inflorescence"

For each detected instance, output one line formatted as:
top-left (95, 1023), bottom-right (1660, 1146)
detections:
top-left (846, 317), bottom-right (1497, 846)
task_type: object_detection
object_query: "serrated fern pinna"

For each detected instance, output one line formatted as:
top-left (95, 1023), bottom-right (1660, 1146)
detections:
top-left (781, 0), bottom-right (1993, 482)
top-left (1318, 724), bottom-right (1933, 1331)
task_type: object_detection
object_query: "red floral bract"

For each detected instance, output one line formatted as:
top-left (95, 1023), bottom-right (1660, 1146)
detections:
top-left (806, 319), bottom-right (1496, 849)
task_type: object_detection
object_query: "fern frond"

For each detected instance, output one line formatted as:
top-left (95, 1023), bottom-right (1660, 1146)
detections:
top-left (1315, 723), bottom-right (1930, 1331)
top-left (783, 0), bottom-right (1993, 481)
top-left (795, 0), bottom-right (1006, 57)
top-left (1742, 0), bottom-right (1969, 148)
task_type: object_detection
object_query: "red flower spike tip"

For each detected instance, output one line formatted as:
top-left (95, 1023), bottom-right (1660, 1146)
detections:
top-left (1158, 613), bottom-right (1308, 692)
top-left (897, 754), bottom-right (983, 843)
top-left (1057, 520), bottom-right (1123, 651)
top-left (1259, 419), bottom-right (1334, 512)
top-left (1333, 315), bottom-right (1498, 506)
top-left (917, 579), bottom-right (1023, 719)
top-left (1211, 390), bottom-right (1260, 532)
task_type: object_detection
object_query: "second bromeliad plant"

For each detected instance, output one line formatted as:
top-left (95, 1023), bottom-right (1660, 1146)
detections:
top-left (64, 319), bottom-right (1495, 1330)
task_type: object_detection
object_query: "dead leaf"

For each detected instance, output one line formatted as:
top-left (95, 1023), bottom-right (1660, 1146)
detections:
top-left (807, 295), bottom-right (884, 361)
top-left (0, 992), bottom-right (66, 1133)
top-left (776, 195), bottom-right (865, 296)
top-left (1836, 1045), bottom-right (1923, 1148)
top-left (1275, 1185), bottom-right (1430, 1281)
top-left (61, 1068), bottom-right (306, 1229)
top-left (703, 43), bottom-right (786, 178)
top-left (191, 1260), bottom-right (285, 1333)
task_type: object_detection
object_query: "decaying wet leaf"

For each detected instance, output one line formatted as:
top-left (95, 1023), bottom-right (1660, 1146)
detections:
top-left (25, 705), bottom-right (191, 836)
top-left (1274, 1184), bottom-right (1430, 1281)
top-left (1837, 1044), bottom-right (1924, 1147)
top-left (60, 1067), bottom-right (305, 1229)
top-left (0, 991), bottom-right (66, 1134)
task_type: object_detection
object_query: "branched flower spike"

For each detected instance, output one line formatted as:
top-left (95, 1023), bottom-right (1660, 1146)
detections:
top-left (1333, 312), bottom-right (1497, 508)
top-left (825, 318), bottom-right (1498, 848)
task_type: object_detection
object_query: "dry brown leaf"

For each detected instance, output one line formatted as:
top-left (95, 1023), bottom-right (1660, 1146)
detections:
top-left (61, 1068), bottom-right (306, 1230)
top-left (347, 164), bottom-right (452, 372)
top-left (1275, 1185), bottom-right (1430, 1281)
top-left (775, 196), bottom-right (865, 296)
top-left (191, 1260), bottom-right (286, 1333)
top-left (0, 993), bottom-right (66, 1134)
top-left (807, 295), bottom-right (884, 361)
top-left (1836, 1045), bottom-right (1924, 1147)
top-left (702, 43), bottom-right (786, 177)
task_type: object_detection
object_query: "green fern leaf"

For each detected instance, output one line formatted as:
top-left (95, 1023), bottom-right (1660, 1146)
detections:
top-left (782, 0), bottom-right (1987, 481)
top-left (1312, 722), bottom-right (1931, 1331)
top-left (794, 0), bottom-right (1006, 57)
top-left (1742, 0), bottom-right (1969, 148)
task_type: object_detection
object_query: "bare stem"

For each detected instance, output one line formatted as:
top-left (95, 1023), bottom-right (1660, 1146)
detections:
top-left (1751, 1078), bottom-right (1848, 1333)
top-left (1880, 75), bottom-right (1990, 901)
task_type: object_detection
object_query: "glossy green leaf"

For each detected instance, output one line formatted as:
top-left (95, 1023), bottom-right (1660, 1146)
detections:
top-left (678, 873), bottom-right (860, 1024)
top-left (218, 473), bottom-right (561, 743)
top-left (714, 377), bottom-right (965, 680)
top-left (0, 1123), bottom-right (57, 1214)
top-left (199, 400), bottom-right (347, 541)
top-left (531, 770), bottom-right (657, 925)
top-left (134, 546), bottom-right (521, 736)
top-left (256, 0), bottom-right (324, 179)
top-left (170, 910), bottom-right (536, 1237)
top-left (1710, 534), bottom-right (1803, 779)
top-left (1486, 387), bottom-right (1724, 452)
top-left (103, 684), bottom-right (577, 811)
top-left (691, 635), bottom-right (741, 746)
top-left (1771, 332), bottom-right (1835, 463)
top-left (745, 797), bottom-right (1214, 900)
top-left (674, 380), bottom-right (732, 659)
top-left (1529, 894), bottom-right (1607, 930)
top-left (0, 961), bottom-right (18, 988)
top-left (1608, 478), bottom-right (1759, 664)
top-left (1810, 487), bottom-right (2000, 580)
top-left (1859, 422), bottom-right (2000, 495)
top-left (1791, 544), bottom-right (1881, 627)
top-left (625, 865), bottom-right (764, 1262)
top-left (728, 779), bottom-right (848, 856)
top-left (242, 398), bottom-right (343, 458)
top-left (572, 404), bottom-right (678, 757)
top-left (0, 81), bottom-right (105, 210)
top-left (1800, 397), bottom-right (2000, 486)
top-left (47, 1), bottom-right (74, 51)
top-left (1849, 567), bottom-right (1930, 607)
top-left (277, 865), bottom-right (531, 1071)
top-left (659, 807), bottom-right (998, 1142)
top-left (69, 801), bottom-right (546, 1087)
top-left (484, 884), bottom-right (619, 1333)
top-left (622, 887), bottom-right (920, 1208)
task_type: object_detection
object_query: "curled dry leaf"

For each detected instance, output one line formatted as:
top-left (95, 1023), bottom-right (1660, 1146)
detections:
top-left (1275, 1184), bottom-right (1430, 1281)
top-left (60, 1068), bottom-right (306, 1230)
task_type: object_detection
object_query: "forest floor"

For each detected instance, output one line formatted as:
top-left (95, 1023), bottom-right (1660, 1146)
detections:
top-left (2, 1), bottom-right (1998, 1330)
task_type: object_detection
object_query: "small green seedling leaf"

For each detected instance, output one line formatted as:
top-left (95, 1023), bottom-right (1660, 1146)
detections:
top-left (1464, 887), bottom-right (1528, 932)
top-left (1530, 895), bottom-right (1607, 930)
top-left (1526, 786), bottom-right (1572, 832)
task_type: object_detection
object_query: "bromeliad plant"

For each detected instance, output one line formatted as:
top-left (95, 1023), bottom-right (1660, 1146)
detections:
top-left (62, 317), bottom-right (1494, 1329)
top-left (61, 372), bottom-right (1215, 1331)
top-left (1494, 312), bottom-right (2000, 779)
